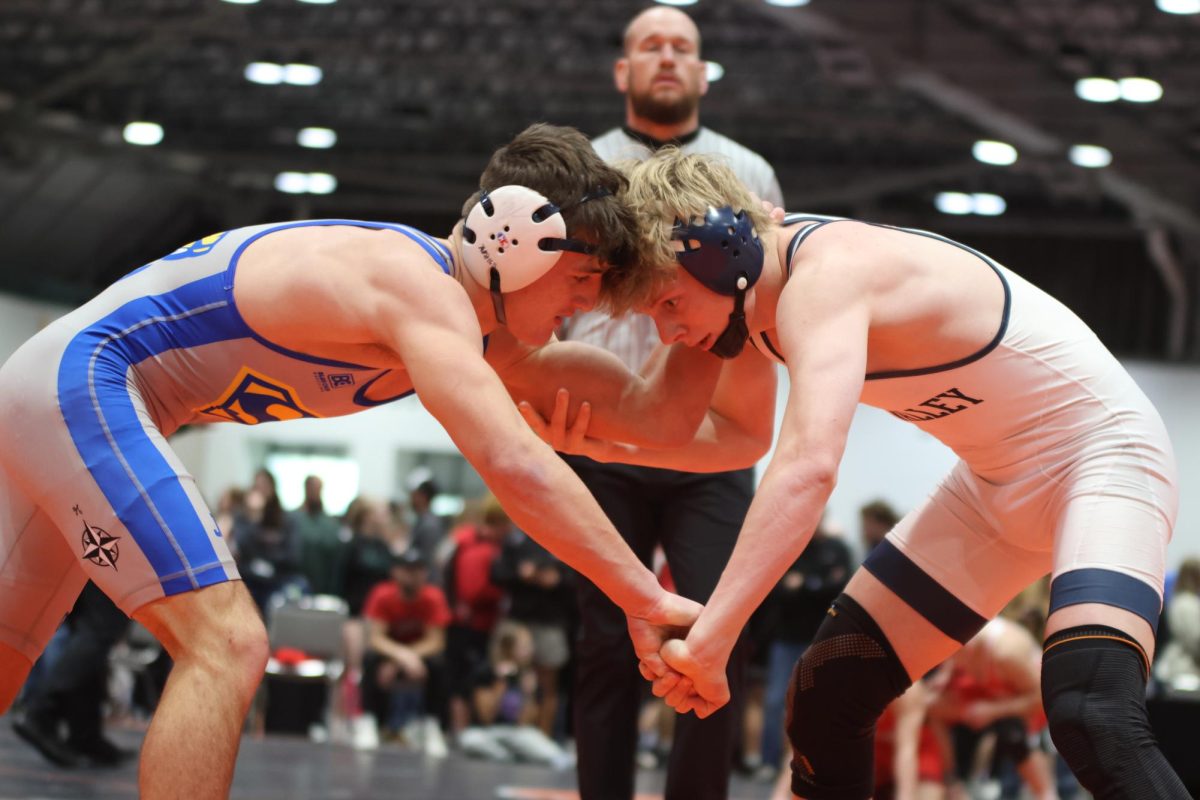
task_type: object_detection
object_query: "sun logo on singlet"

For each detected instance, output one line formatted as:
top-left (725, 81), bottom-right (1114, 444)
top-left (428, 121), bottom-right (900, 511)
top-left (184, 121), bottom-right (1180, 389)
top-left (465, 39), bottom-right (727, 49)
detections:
top-left (163, 232), bottom-right (228, 260)
top-left (197, 367), bottom-right (321, 425)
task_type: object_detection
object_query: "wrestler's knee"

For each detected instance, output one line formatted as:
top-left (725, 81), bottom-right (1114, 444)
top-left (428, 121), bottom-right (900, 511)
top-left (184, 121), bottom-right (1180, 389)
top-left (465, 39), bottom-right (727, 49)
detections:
top-left (1041, 625), bottom-right (1158, 796)
top-left (786, 594), bottom-right (912, 800)
top-left (137, 582), bottom-right (268, 691)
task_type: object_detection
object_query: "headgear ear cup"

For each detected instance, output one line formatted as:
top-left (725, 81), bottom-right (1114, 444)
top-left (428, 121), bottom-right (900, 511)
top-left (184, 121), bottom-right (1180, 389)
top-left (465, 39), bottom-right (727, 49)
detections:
top-left (460, 185), bottom-right (568, 294)
top-left (671, 206), bottom-right (765, 359)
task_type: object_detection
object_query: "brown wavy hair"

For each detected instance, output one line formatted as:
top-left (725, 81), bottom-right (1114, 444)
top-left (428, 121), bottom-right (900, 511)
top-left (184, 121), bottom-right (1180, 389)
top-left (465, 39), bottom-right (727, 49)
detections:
top-left (463, 123), bottom-right (639, 273)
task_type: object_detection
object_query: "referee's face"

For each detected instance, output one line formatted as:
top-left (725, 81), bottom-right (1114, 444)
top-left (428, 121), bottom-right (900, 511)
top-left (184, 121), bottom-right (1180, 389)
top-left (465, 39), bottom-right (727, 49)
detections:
top-left (618, 8), bottom-right (708, 125)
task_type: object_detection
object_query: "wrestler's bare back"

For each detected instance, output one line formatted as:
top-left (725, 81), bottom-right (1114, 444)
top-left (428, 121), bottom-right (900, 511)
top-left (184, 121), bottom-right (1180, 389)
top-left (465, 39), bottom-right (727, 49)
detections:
top-left (233, 224), bottom-right (468, 396)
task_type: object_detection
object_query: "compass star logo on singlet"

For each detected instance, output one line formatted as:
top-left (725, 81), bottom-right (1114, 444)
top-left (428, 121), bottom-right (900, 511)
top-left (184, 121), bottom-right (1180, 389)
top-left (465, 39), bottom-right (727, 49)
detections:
top-left (198, 367), bottom-right (321, 425)
top-left (81, 520), bottom-right (120, 569)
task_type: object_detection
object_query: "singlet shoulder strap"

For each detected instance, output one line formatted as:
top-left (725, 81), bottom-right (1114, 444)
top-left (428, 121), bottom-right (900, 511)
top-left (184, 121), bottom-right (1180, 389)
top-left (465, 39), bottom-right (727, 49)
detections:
top-left (784, 213), bottom-right (847, 274)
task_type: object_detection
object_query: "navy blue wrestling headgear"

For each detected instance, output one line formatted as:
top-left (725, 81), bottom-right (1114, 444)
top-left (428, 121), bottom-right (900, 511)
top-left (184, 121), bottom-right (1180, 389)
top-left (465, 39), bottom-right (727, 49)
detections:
top-left (672, 206), bottom-right (764, 359)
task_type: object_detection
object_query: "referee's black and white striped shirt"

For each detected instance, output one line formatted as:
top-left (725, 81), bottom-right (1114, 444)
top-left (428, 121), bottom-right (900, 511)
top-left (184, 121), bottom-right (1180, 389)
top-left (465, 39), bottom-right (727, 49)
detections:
top-left (563, 125), bottom-right (785, 370)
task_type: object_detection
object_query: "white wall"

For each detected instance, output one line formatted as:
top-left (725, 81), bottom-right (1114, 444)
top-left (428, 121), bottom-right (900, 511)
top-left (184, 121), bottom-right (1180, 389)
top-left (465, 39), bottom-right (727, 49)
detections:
top-left (2, 289), bottom-right (1198, 567)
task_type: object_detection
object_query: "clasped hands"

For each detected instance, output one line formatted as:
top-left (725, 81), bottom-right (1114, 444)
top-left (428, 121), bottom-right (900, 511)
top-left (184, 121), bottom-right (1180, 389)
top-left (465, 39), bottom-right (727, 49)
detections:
top-left (627, 591), bottom-right (731, 719)
top-left (521, 388), bottom-right (732, 717)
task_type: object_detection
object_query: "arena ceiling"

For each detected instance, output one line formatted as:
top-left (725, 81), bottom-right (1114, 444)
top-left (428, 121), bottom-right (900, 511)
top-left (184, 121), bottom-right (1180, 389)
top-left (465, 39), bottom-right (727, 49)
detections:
top-left (1, 0), bottom-right (1198, 360)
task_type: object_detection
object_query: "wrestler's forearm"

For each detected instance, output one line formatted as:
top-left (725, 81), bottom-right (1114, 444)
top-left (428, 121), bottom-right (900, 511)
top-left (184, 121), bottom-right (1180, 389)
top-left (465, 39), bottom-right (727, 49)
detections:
top-left (688, 458), bottom-right (834, 663)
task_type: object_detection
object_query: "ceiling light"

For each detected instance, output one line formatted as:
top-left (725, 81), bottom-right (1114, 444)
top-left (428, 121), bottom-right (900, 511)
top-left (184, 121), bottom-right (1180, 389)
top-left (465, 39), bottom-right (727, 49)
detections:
top-left (307, 173), bottom-right (338, 194)
top-left (1069, 144), bottom-right (1112, 168)
top-left (971, 193), bottom-right (1006, 216)
top-left (935, 192), bottom-right (973, 215)
top-left (245, 62), bottom-right (284, 85)
top-left (221, 0), bottom-right (259, 4)
top-left (275, 172), bottom-right (309, 194)
top-left (765, 0), bottom-right (811, 6)
top-left (123, 121), bottom-right (163, 146)
top-left (296, 0), bottom-right (337, 4)
top-left (1075, 77), bottom-right (1120, 103)
top-left (1156, 0), bottom-right (1200, 13)
top-left (705, 61), bottom-right (724, 82)
top-left (655, 0), bottom-right (698, 5)
top-left (297, 127), bottom-right (337, 149)
top-left (1119, 77), bottom-right (1162, 103)
top-left (274, 171), bottom-right (338, 194)
top-left (972, 140), bottom-right (1018, 166)
top-left (283, 63), bottom-right (323, 86)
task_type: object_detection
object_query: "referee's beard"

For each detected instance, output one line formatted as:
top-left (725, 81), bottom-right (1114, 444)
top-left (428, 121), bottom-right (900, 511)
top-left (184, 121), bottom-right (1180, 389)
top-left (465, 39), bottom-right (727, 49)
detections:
top-left (629, 91), bottom-right (699, 127)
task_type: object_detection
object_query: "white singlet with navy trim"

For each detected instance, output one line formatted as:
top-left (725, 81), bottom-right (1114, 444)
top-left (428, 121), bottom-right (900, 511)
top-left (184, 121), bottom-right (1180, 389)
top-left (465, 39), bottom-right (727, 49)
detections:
top-left (758, 213), bottom-right (1177, 625)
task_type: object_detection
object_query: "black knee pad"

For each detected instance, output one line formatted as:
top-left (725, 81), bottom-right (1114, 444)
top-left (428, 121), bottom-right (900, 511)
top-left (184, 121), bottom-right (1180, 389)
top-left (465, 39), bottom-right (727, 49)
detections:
top-left (1042, 625), bottom-right (1189, 800)
top-left (786, 594), bottom-right (912, 800)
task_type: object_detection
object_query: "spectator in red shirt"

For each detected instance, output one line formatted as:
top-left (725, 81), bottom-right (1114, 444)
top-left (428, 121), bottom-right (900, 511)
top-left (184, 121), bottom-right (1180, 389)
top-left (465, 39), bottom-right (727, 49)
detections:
top-left (444, 495), bottom-right (512, 737)
top-left (362, 548), bottom-right (451, 739)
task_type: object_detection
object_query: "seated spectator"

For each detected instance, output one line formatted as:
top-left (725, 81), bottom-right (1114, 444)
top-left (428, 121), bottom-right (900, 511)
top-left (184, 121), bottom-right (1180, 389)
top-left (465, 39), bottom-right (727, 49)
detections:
top-left (457, 624), bottom-right (572, 769)
top-left (490, 527), bottom-right (574, 738)
top-left (362, 548), bottom-right (450, 752)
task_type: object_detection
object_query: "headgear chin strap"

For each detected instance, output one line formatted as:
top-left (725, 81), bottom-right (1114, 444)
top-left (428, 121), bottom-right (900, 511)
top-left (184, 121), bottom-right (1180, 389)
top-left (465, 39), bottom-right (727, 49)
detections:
top-left (460, 185), bottom-right (609, 325)
top-left (672, 205), bottom-right (764, 360)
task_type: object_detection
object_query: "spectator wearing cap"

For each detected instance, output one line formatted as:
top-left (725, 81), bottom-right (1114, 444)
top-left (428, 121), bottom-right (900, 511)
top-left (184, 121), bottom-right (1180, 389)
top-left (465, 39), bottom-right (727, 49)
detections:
top-left (361, 548), bottom-right (451, 740)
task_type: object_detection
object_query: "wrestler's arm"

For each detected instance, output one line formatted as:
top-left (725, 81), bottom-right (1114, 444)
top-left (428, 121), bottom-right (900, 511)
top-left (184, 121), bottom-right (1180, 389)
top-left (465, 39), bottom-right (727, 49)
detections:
top-left (368, 273), bottom-right (680, 625)
top-left (521, 343), bottom-right (777, 472)
top-left (660, 236), bottom-right (871, 716)
top-left (487, 326), bottom-right (723, 448)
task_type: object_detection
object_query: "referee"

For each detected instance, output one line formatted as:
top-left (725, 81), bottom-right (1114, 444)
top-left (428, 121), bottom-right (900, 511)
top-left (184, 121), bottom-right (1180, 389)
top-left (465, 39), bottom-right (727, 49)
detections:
top-left (560, 7), bottom-right (784, 800)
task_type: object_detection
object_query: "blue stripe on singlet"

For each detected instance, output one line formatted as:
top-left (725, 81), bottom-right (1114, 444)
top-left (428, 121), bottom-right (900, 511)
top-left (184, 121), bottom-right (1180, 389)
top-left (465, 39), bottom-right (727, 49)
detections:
top-left (1050, 569), bottom-right (1163, 633)
top-left (862, 539), bottom-right (988, 644)
top-left (58, 274), bottom-right (249, 593)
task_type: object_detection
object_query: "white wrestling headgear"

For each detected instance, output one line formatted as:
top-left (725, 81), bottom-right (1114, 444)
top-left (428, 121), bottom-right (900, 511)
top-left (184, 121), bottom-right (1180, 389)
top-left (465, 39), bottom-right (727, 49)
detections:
top-left (460, 184), bottom-right (607, 324)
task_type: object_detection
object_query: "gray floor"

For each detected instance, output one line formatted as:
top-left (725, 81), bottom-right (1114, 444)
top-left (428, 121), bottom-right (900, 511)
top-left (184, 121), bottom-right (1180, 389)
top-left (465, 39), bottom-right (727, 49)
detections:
top-left (0, 720), bottom-right (776, 800)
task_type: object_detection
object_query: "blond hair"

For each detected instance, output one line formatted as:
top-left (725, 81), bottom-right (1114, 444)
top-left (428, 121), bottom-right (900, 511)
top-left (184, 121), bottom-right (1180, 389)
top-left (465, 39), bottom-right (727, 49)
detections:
top-left (601, 148), bottom-right (774, 314)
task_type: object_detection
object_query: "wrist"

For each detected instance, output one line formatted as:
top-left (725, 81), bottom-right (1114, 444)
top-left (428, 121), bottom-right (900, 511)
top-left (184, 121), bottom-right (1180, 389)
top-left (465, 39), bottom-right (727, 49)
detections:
top-left (615, 570), bottom-right (667, 618)
top-left (686, 619), bottom-right (735, 669)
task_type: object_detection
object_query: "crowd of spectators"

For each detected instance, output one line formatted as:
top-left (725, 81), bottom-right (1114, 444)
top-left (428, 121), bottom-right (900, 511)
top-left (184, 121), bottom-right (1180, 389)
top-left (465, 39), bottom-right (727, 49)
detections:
top-left (13, 462), bottom-right (1200, 797)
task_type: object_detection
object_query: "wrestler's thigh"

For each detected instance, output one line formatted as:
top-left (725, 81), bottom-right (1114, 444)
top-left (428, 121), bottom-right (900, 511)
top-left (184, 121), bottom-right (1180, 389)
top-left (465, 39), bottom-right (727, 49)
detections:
top-left (852, 466), bottom-right (1051, 679)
